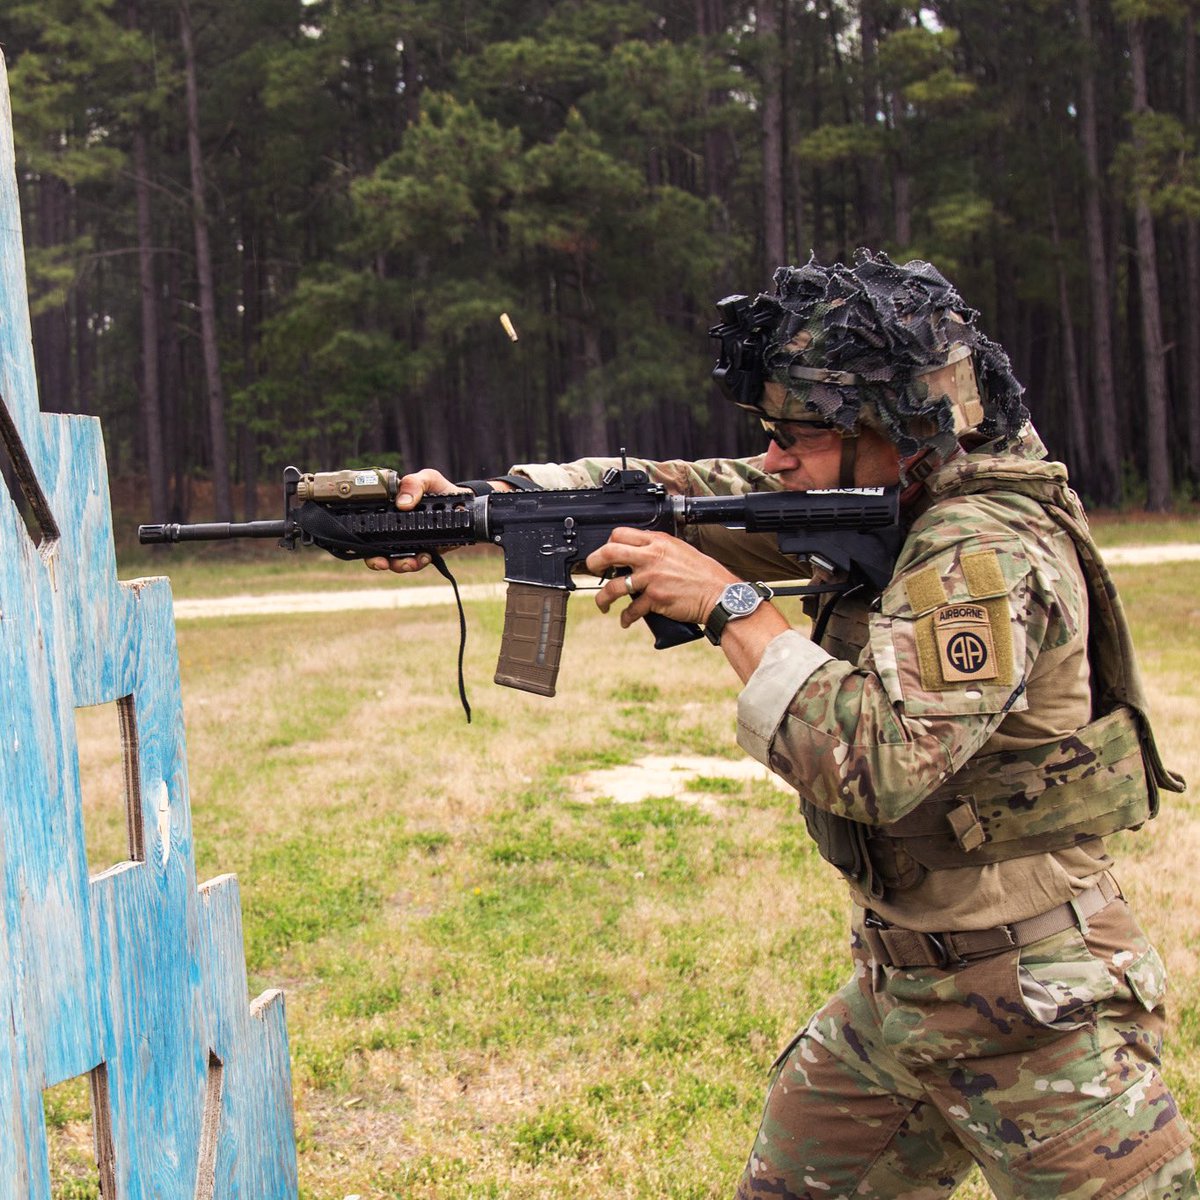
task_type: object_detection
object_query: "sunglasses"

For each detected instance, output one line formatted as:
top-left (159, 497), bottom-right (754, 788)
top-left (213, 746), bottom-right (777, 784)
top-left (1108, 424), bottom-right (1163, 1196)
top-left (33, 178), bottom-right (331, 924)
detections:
top-left (760, 419), bottom-right (844, 450)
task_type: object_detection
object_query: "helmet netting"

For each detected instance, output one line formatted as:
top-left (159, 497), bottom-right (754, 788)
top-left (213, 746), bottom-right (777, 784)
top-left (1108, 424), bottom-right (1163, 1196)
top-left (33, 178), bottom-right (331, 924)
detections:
top-left (759, 249), bottom-right (1028, 459)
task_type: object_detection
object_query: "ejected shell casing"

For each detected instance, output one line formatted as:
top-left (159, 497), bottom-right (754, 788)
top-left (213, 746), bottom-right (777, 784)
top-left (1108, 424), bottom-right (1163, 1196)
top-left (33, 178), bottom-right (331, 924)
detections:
top-left (294, 468), bottom-right (400, 503)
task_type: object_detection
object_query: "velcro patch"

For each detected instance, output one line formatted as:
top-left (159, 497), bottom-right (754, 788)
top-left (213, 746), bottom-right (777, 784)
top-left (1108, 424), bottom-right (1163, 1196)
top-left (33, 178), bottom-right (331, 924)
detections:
top-left (960, 548), bottom-right (1007, 598)
top-left (933, 603), bottom-right (998, 681)
top-left (904, 564), bottom-right (948, 615)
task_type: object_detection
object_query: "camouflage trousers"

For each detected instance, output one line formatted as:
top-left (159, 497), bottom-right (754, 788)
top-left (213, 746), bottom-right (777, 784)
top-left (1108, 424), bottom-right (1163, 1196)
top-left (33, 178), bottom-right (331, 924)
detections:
top-left (736, 895), bottom-right (1196, 1200)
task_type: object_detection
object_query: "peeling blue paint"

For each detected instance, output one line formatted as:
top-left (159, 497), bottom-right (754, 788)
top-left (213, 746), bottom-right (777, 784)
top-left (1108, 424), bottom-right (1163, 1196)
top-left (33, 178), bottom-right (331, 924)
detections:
top-left (0, 54), bottom-right (298, 1198)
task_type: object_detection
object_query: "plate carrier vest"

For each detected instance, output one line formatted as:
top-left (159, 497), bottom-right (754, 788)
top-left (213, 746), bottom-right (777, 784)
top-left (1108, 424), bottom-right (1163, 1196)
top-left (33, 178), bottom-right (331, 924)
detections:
top-left (798, 458), bottom-right (1186, 900)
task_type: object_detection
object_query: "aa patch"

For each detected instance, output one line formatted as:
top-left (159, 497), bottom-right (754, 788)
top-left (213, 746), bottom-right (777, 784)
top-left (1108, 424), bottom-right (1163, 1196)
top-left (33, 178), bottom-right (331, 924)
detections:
top-left (933, 603), bottom-right (998, 681)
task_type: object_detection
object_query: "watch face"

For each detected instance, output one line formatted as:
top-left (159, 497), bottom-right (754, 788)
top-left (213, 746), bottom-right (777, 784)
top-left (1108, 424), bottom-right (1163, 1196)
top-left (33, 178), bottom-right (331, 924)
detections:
top-left (721, 582), bottom-right (761, 615)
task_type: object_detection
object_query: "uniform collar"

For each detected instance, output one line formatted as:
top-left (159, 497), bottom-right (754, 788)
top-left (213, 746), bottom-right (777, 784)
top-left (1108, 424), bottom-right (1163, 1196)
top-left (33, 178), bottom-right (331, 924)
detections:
top-left (900, 422), bottom-right (1060, 520)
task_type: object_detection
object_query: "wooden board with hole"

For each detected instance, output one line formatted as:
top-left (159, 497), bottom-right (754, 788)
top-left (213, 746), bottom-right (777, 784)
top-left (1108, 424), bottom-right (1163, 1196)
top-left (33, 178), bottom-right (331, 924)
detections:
top-left (0, 52), bottom-right (298, 1199)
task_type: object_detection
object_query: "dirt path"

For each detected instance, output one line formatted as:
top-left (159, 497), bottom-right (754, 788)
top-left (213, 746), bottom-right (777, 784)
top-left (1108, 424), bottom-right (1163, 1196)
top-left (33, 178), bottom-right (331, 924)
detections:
top-left (169, 581), bottom-right (505, 620)
top-left (1095, 543), bottom-right (1200, 565)
top-left (166, 543), bottom-right (1200, 620)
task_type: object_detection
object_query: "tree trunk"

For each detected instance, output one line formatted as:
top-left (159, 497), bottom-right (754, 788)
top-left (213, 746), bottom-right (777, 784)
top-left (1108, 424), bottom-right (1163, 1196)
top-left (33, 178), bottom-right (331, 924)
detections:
top-left (989, 166), bottom-right (1017, 360)
top-left (164, 239), bottom-right (188, 522)
top-left (1128, 17), bottom-right (1172, 511)
top-left (240, 168), bottom-right (262, 519)
top-left (400, 35), bottom-right (421, 128)
top-left (180, 0), bottom-right (234, 520)
top-left (578, 318), bottom-right (607, 455)
top-left (789, 152), bottom-right (807, 264)
top-left (758, 0), bottom-right (786, 278)
top-left (698, 0), bottom-right (731, 209)
top-left (1076, 0), bottom-right (1123, 504)
top-left (1185, 3), bottom-right (1200, 485)
top-left (126, 0), bottom-right (167, 517)
top-left (859, 0), bottom-right (883, 247)
top-left (72, 199), bottom-right (93, 416)
top-left (34, 177), bottom-right (72, 414)
top-left (133, 122), bottom-right (168, 519)
top-left (889, 93), bottom-right (911, 248)
top-left (422, 386), bottom-right (451, 474)
top-left (1051, 205), bottom-right (1088, 482)
top-left (393, 396), bottom-right (417, 472)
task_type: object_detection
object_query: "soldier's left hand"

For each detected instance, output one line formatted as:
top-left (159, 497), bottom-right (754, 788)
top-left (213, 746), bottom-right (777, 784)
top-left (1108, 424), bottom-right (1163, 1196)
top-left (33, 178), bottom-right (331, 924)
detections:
top-left (587, 528), bottom-right (736, 627)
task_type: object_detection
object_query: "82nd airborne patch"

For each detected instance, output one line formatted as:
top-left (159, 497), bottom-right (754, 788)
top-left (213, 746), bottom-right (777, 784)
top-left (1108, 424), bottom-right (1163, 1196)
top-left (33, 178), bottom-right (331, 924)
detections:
top-left (933, 603), bottom-right (998, 681)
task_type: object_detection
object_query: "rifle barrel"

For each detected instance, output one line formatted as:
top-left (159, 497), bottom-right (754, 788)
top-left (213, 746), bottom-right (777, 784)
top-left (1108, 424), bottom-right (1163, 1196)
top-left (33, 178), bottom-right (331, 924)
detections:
top-left (138, 520), bottom-right (288, 544)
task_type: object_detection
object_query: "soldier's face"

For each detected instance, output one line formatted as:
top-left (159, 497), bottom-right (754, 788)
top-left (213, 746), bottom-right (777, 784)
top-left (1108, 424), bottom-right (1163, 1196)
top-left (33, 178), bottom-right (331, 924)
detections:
top-left (762, 422), bottom-right (902, 490)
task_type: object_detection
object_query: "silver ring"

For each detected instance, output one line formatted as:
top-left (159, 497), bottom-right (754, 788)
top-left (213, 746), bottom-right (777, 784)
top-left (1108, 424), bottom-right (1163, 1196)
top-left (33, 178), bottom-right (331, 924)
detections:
top-left (624, 573), bottom-right (637, 596)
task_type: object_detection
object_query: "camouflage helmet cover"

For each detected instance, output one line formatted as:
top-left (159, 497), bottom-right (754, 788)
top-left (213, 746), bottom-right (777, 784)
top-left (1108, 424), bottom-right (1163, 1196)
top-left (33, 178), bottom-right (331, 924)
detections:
top-left (713, 249), bottom-right (1028, 460)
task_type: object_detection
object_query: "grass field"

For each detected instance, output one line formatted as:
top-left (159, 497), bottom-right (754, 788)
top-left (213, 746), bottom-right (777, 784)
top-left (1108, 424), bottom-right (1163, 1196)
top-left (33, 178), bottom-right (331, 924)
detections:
top-left (61, 520), bottom-right (1200, 1198)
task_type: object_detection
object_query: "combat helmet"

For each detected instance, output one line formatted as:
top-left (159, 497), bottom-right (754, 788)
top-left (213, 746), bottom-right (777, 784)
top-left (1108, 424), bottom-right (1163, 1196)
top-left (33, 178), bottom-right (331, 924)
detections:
top-left (710, 250), bottom-right (1027, 472)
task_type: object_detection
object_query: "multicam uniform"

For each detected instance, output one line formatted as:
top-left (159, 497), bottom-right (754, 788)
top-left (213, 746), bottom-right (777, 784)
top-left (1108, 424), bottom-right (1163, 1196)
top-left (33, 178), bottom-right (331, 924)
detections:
top-left (512, 429), bottom-right (1196, 1200)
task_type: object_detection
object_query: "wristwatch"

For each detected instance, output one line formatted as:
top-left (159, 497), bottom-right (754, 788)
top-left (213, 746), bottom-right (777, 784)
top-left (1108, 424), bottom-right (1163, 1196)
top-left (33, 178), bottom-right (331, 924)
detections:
top-left (704, 581), bottom-right (774, 645)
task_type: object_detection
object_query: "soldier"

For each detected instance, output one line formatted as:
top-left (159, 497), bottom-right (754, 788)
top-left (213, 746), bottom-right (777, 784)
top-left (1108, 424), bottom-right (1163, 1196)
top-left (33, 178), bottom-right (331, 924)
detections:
top-left (373, 251), bottom-right (1196, 1199)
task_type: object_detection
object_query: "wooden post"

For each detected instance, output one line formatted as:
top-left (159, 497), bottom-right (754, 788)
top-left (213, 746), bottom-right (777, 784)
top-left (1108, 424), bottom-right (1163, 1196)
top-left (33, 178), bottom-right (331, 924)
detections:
top-left (0, 53), bottom-right (298, 1198)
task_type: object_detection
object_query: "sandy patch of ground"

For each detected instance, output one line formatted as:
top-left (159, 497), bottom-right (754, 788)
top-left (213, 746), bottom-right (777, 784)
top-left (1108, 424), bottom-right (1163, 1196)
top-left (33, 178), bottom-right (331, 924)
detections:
top-left (567, 754), bottom-right (790, 808)
top-left (1100, 543), bottom-right (1200, 564)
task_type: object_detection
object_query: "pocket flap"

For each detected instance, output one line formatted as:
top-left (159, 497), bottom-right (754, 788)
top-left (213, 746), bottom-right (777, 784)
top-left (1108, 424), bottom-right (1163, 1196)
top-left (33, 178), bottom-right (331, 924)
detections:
top-left (1121, 945), bottom-right (1168, 1013)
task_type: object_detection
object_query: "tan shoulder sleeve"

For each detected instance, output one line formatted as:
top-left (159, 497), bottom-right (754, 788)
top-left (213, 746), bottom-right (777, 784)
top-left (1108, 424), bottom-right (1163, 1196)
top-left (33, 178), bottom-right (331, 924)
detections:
top-left (507, 460), bottom-right (615, 489)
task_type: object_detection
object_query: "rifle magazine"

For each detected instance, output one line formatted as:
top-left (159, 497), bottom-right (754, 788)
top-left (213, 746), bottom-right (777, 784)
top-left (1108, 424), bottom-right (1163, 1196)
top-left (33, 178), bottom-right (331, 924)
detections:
top-left (493, 583), bottom-right (568, 697)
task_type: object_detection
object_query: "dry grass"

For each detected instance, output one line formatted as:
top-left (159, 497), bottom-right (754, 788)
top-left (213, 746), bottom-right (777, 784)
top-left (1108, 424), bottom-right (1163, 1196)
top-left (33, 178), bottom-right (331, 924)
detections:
top-left (67, 551), bottom-right (1200, 1198)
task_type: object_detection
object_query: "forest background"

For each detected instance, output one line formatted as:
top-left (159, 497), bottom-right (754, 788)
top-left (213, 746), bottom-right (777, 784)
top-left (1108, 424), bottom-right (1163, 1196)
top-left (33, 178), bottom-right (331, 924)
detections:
top-left (5, 0), bottom-right (1200, 523)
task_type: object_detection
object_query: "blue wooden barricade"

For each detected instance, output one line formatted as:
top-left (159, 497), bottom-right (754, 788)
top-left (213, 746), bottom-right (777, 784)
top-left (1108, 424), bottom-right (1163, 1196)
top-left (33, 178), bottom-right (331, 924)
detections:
top-left (0, 54), bottom-right (298, 1197)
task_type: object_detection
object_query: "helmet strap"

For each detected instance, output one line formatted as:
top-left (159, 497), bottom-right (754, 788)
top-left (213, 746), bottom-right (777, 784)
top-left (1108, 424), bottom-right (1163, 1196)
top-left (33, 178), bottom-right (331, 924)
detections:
top-left (899, 443), bottom-right (964, 506)
top-left (838, 433), bottom-right (859, 488)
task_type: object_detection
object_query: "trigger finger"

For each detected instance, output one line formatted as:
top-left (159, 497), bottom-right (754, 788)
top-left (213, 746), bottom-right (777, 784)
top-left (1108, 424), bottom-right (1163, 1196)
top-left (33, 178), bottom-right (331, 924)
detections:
top-left (595, 577), bottom-right (624, 613)
top-left (620, 597), bottom-right (651, 629)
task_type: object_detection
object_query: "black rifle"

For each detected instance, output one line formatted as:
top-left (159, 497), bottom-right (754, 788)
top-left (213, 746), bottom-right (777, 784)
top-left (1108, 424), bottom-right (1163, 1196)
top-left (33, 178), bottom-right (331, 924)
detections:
top-left (140, 463), bottom-right (900, 705)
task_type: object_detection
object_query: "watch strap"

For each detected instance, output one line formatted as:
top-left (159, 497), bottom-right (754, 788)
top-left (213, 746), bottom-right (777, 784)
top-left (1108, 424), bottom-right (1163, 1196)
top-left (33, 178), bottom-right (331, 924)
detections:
top-left (704, 602), bottom-right (733, 645)
top-left (704, 582), bottom-right (772, 646)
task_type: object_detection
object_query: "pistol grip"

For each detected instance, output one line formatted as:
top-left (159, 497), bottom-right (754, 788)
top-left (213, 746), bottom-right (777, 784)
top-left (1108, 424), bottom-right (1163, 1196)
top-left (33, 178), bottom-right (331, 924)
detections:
top-left (645, 612), bottom-right (705, 649)
top-left (493, 582), bottom-right (568, 697)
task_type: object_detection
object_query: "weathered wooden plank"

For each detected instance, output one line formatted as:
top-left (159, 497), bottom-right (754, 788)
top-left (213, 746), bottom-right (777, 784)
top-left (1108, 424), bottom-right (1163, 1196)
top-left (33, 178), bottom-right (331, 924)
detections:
top-left (0, 51), bottom-right (298, 1198)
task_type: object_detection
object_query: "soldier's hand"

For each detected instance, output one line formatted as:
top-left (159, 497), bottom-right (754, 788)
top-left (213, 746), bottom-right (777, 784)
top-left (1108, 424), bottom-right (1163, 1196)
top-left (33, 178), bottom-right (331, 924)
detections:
top-left (587, 528), bottom-right (736, 628)
top-left (395, 468), bottom-right (462, 509)
top-left (589, 527), bottom-right (790, 683)
top-left (365, 468), bottom-right (467, 574)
